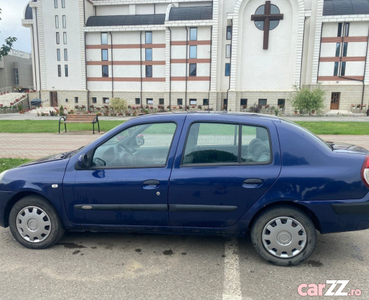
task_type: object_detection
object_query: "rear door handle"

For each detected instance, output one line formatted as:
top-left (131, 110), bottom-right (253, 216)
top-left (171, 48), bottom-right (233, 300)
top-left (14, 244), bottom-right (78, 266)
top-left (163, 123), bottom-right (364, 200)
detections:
top-left (242, 178), bottom-right (263, 188)
top-left (143, 179), bottom-right (160, 190)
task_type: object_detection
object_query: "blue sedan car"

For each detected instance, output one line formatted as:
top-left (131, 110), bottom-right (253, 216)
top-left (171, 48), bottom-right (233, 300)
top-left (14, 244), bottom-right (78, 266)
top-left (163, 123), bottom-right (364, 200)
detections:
top-left (1, 113), bottom-right (369, 266)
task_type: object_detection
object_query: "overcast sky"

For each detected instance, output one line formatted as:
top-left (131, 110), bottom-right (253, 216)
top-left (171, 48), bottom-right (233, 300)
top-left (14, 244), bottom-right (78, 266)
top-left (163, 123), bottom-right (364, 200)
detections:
top-left (0, 0), bottom-right (32, 53)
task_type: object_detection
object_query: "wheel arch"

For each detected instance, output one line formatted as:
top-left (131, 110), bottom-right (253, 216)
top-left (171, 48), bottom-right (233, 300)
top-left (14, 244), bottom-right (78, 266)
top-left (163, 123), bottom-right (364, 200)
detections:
top-left (4, 192), bottom-right (54, 227)
top-left (248, 201), bottom-right (322, 233)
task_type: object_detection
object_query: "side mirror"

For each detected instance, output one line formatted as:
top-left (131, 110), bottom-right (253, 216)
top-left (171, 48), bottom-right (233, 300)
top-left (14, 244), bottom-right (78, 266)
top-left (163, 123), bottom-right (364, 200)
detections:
top-left (76, 154), bottom-right (90, 169)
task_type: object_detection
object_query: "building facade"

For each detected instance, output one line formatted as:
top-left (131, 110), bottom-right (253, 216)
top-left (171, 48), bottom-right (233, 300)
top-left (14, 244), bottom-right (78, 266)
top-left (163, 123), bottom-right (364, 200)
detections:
top-left (22, 0), bottom-right (369, 113)
top-left (0, 49), bottom-right (33, 93)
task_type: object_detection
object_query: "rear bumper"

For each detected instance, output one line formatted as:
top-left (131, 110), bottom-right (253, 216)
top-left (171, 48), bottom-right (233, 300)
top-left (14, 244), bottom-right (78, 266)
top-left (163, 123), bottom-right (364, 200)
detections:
top-left (331, 202), bottom-right (369, 215)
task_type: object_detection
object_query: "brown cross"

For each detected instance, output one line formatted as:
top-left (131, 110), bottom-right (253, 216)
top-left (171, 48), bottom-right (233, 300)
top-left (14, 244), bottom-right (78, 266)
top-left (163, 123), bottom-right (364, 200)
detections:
top-left (251, 1), bottom-right (284, 50)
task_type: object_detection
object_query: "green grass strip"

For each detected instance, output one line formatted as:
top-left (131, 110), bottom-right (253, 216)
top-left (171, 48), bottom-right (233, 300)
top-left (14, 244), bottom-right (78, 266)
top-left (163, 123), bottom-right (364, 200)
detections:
top-left (295, 122), bottom-right (369, 135)
top-left (0, 158), bottom-right (32, 173)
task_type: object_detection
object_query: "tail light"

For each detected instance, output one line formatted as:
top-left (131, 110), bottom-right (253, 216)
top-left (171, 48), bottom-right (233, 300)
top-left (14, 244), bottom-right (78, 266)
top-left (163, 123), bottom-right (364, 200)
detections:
top-left (362, 156), bottom-right (369, 188)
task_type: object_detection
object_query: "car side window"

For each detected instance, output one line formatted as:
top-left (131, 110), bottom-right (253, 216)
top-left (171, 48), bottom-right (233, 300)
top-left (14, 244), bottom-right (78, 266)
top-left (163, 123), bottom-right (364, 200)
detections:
top-left (92, 122), bottom-right (176, 168)
top-left (241, 125), bottom-right (271, 163)
top-left (183, 123), bottom-right (239, 164)
top-left (182, 122), bottom-right (271, 165)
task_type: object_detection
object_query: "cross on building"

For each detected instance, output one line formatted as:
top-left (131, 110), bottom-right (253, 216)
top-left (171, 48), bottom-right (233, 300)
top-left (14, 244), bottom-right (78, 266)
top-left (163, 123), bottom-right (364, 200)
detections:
top-left (251, 1), bottom-right (284, 50)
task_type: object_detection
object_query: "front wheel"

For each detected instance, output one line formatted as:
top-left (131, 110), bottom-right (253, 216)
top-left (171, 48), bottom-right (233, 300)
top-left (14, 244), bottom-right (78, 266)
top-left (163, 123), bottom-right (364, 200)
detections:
top-left (251, 206), bottom-right (316, 266)
top-left (9, 196), bottom-right (65, 249)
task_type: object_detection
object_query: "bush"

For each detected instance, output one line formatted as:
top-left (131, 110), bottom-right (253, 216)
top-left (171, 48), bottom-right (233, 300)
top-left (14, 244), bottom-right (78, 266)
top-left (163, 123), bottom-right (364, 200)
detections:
top-left (110, 98), bottom-right (127, 113)
top-left (289, 86), bottom-right (325, 115)
top-left (59, 105), bottom-right (64, 116)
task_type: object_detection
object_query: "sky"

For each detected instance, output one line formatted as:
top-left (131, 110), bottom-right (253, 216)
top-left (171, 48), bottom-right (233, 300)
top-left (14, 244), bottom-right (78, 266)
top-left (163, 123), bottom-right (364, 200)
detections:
top-left (0, 0), bottom-right (32, 53)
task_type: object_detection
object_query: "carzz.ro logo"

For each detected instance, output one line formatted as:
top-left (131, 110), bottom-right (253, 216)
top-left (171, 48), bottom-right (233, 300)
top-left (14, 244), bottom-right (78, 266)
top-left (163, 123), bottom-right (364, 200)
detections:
top-left (298, 280), bottom-right (362, 297)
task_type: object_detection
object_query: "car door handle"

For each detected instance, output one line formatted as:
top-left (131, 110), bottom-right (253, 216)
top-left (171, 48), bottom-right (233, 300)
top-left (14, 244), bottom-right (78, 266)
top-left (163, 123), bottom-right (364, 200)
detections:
top-left (142, 180), bottom-right (160, 190)
top-left (242, 178), bottom-right (263, 188)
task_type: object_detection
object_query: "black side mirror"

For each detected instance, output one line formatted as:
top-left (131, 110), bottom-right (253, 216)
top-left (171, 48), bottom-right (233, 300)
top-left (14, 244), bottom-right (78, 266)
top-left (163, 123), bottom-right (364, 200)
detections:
top-left (76, 153), bottom-right (90, 169)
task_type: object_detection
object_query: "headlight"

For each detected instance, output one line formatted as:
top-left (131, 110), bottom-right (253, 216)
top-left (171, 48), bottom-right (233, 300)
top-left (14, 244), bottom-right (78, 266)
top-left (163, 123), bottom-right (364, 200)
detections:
top-left (0, 170), bottom-right (8, 183)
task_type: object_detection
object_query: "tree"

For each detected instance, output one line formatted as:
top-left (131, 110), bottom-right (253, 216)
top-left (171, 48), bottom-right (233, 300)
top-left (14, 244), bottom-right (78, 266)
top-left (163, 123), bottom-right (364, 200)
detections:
top-left (289, 85), bottom-right (325, 115)
top-left (0, 8), bottom-right (17, 60)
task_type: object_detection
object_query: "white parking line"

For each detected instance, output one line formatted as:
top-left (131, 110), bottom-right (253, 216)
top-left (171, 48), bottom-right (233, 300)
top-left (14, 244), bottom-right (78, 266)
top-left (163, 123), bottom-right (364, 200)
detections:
top-left (222, 237), bottom-right (243, 300)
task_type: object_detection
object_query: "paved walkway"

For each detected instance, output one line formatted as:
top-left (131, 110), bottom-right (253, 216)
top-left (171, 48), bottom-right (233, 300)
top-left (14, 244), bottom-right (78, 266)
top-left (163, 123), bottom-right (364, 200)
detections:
top-left (0, 132), bottom-right (368, 160)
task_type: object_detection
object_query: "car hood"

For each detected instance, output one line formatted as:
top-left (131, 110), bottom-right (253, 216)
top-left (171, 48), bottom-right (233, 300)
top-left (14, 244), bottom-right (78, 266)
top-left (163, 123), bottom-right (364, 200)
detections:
top-left (19, 147), bottom-right (84, 167)
top-left (327, 141), bottom-right (369, 155)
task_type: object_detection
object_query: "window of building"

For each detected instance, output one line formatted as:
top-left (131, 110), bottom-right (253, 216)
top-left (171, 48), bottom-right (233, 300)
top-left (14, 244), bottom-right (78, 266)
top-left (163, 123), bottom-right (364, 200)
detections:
top-left (58, 65), bottom-right (61, 77)
top-left (64, 49), bottom-right (68, 61)
top-left (258, 99), bottom-right (267, 106)
top-left (159, 98), bottom-right (164, 105)
top-left (278, 99), bottom-right (285, 108)
top-left (103, 98), bottom-right (109, 104)
top-left (145, 32), bottom-right (152, 44)
top-left (334, 62), bottom-right (339, 76)
top-left (240, 99), bottom-right (247, 107)
top-left (61, 0), bottom-right (65, 8)
top-left (55, 15), bottom-right (59, 28)
top-left (57, 49), bottom-right (61, 61)
top-left (341, 62), bottom-right (346, 76)
top-left (54, 0), bottom-right (58, 9)
top-left (65, 98), bottom-right (68, 102)
top-left (65, 65), bottom-right (68, 77)
top-left (56, 32), bottom-right (60, 44)
top-left (190, 99), bottom-right (197, 105)
top-left (146, 65), bottom-right (153, 77)
top-left (226, 26), bottom-right (232, 40)
top-left (102, 65), bottom-right (109, 77)
top-left (135, 98), bottom-right (140, 105)
top-left (223, 99), bottom-right (228, 109)
top-left (146, 98), bottom-right (153, 105)
top-left (225, 63), bottom-right (230, 76)
top-left (203, 99), bottom-right (209, 106)
top-left (226, 44), bottom-right (231, 58)
top-left (344, 23), bottom-right (350, 37)
top-left (63, 32), bottom-right (67, 44)
top-left (177, 98), bottom-right (183, 105)
top-left (189, 45), bottom-right (197, 59)
top-left (190, 27), bottom-right (197, 41)
top-left (92, 97), bottom-right (97, 104)
top-left (335, 43), bottom-right (340, 57)
top-left (343, 42), bottom-right (348, 57)
top-left (101, 33), bottom-right (108, 45)
top-left (145, 48), bottom-right (152, 61)
top-left (75, 97), bottom-right (78, 103)
top-left (337, 23), bottom-right (342, 37)
top-left (189, 63), bottom-right (197, 76)
top-left (14, 69), bottom-right (19, 85)
top-left (62, 15), bottom-right (66, 28)
top-left (102, 49), bottom-right (108, 61)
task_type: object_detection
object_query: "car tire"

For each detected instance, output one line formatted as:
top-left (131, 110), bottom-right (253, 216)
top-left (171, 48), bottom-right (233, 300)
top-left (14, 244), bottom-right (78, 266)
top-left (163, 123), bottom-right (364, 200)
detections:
top-left (9, 196), bottom-right (65, 249)
top-left (251, 205), bottom-right (316, 266)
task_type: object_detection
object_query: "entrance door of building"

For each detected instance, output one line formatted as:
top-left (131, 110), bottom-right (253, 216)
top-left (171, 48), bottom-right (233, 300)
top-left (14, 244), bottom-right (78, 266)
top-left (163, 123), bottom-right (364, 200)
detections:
top-left (50, 92), bottom-right (58, 107)
top-left (330, 92), bottom-right (340, 110)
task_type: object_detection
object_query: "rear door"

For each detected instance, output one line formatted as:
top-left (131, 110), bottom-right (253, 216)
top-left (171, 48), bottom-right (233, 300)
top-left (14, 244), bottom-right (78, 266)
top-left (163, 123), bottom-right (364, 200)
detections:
top-left (168, 116), bottom-right (281, 227)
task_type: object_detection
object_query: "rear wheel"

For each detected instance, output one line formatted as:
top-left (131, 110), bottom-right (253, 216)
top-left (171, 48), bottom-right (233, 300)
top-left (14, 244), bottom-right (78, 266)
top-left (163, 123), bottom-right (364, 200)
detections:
top-left (9, 196), bottom-right (65, 249)
top-left (251, 206), bottom-right (316, 266)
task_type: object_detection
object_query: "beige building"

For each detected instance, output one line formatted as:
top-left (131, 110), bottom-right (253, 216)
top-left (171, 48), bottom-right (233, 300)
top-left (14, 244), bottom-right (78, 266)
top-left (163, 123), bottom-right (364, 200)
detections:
top-left (22, 0), bottom-right (369, 113)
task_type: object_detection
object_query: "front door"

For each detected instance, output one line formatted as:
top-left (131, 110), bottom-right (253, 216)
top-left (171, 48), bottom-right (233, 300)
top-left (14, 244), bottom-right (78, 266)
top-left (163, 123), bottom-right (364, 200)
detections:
top-left (330, 92), bottom-right (340, 110)
top-left (50, 91), bottom-right (58, 107)
top-left (168, 119), bottom-right (281, 228)
top-left (62, 121), bottom-right (180, 226)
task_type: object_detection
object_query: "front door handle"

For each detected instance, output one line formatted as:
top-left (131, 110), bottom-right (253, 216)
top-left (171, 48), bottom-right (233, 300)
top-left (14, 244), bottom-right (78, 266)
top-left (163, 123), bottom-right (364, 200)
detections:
top-left (242, 178), bottom-right (263, 188)
top-left (143, 179), bottom-right (160, 190)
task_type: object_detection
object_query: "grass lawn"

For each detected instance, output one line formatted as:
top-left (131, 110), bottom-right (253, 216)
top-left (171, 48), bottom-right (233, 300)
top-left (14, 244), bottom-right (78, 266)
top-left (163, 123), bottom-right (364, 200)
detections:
top-left (295, 121), bottom-right (369, 135)
top-left (0, 120), bottom-right (124, 133)
top-left (0, 158), bottom-right (32, 173)
top-left (0, 119), bottom-right (368, 135)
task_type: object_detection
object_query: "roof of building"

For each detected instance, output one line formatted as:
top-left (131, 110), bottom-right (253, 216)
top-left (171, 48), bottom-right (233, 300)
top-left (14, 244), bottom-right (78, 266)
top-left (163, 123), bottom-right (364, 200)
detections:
top-left (323, 0), bottom-right (369, 15)
top-left (86, 14), bottom-right (166, 27)
top-left (168, 6), bottom-right (213, 21)
top-left (25, 4), bottom-right (33, 20)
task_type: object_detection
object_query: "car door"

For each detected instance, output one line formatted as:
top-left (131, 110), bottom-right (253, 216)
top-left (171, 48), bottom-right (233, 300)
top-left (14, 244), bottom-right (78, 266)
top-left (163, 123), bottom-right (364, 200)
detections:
top-left (63, 119), bottom-right (183, 226)
top-left (168, 117), bottom-right (281, 228)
